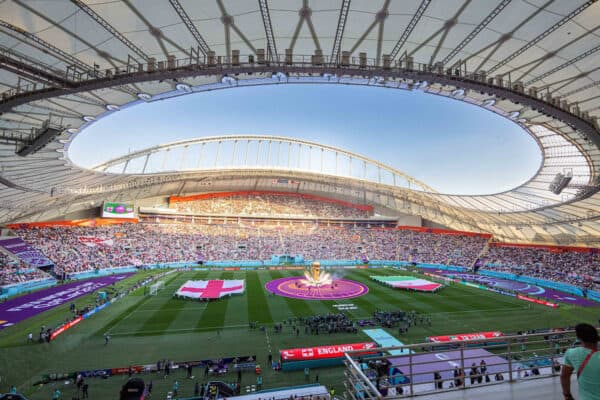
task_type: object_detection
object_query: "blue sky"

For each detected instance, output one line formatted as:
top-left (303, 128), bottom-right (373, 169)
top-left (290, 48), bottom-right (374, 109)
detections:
top-left (69, 84), bottom-right (541, 195)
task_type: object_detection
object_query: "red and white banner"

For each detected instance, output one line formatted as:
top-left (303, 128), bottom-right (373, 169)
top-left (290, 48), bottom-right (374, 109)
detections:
top-left (78, 236), bottom-right (114, 247)
top-left (427, 331), bottom-right (503, 343)
top-left (280, 342), bottom-right (377, 361)
top-left (176, 280), bottom-right (245, 299)
top-left (50, 316), bottom-right (83, 340)
top-left (517, 294), bottom-right (558, 309)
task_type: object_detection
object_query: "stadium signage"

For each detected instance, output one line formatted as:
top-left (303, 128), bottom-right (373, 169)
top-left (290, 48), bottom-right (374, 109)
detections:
top-left (280, 342), bottom-right (377, 361)
top-left (427, 331), bottom-right (503, 343)
top-left (50, 316), bottom-right (82, 340)
top-left (6, 281), bottom-right (117, 312)
top-left (516, 294), bottom-right (558, 308)
top-left (0, 237), bottom-right (54, 267)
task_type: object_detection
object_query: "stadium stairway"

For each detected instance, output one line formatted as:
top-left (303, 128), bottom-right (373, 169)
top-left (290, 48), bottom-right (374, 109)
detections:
top-left (416, 375), bottom-right (579, 400)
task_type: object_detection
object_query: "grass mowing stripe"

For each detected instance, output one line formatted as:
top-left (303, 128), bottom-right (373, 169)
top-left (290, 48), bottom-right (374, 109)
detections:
top-left (139, 276), bottom-right (192, 334)
top-left (195, 271), bottom-right (233, 331)
top-left (246, 271), bottom-right (273, 324)
top-left (95, 272), bottom-right (182, 337)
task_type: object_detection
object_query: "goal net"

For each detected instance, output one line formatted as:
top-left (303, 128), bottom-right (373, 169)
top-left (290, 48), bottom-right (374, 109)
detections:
top-left (149, 281), bottom-right (165, 296)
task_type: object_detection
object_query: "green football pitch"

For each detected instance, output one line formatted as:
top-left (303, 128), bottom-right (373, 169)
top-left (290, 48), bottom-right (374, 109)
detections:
top-left (1, 268), bottom-right (598, 399)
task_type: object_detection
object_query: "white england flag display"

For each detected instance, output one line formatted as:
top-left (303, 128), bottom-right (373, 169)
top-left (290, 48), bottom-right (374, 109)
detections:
top-left (371, 276), bottom-right (442, 292)
top-left (176, 280), bottom-right (245, 299)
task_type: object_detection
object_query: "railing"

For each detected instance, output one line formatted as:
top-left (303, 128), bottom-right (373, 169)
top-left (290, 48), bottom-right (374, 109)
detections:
top-left (1, 52), bottom-right (598, 134)
top-left (343, 329), bottom-right (593, 399)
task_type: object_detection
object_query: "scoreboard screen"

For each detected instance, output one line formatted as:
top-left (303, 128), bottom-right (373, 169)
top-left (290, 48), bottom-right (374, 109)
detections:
top-left (102, 202), bottom-right (135, 218)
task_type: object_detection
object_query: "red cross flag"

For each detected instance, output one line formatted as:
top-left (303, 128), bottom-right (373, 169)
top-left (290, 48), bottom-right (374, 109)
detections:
top-left (176, 280), bottom-right (245, 299)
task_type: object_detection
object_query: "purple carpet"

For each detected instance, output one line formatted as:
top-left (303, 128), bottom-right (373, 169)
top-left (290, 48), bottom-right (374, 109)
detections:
top-left (390, 348), bottom-right (509, 384)
top-left (422, 269), bottom-right (596, 307)
top-left (265, 277), bottom-right (368, 300)
top-left (0, 273), bottom-right (133, 329)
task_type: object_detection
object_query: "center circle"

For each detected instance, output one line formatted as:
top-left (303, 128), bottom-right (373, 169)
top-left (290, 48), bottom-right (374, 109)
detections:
top-left (265, 276), bottom-right (369, 300)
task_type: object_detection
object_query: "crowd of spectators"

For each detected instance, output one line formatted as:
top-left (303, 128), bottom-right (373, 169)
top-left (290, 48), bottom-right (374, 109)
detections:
top-left (0, 251), bottom-right (52, 286)
top-left (171, 194), bottom-right (370, 219)
top-left (13, 221), bottom-right (488, 277)
top-left (483, 245), bottom-right (599, 291)
top-left (6, 219), bottom-right (599, 292)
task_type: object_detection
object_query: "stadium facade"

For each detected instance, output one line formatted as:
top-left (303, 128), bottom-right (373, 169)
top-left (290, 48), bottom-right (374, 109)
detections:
top-left (0, 0), bottom-right (599, 245)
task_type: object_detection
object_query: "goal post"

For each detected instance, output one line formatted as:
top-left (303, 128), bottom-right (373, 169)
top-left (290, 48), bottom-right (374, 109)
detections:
top-left (149, 281), bottom-right (165, 296)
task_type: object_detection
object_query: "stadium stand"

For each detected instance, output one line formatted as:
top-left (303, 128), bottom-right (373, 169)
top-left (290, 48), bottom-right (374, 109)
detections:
top-left (483, 244), bottom-right (600, 291)
top-left (0, 251), bottom-right (51, 286)
top-left (7, 219), bottom-right (597, 291)
top-left (12, 222), bottom-right (489, 276)
top-left (170, 192), bottom-right (371, 219)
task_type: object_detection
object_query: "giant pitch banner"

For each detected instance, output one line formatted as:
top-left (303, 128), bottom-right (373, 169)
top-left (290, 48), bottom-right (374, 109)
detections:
top-left (0, 274), bottom-right (132, 329)
top-left (280, 342), bottom-right (377, 362)
top-left (176, 280), bottom-right (245, 299)
top-left (371, 275), bottom-right (443, 292)
top-left (0, 237), bottom-right (54, 267)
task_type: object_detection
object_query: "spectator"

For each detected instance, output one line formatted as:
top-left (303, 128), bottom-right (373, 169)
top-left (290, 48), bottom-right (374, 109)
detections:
top-left (561, 323), bottom-right (599, 400)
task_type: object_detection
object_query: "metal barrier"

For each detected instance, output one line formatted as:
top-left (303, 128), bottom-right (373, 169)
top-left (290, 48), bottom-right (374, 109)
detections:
top-left (343, 329), bottom-right (592, 399)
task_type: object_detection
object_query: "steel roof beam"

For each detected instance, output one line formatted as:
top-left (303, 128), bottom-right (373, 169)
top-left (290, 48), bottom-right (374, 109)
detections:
top-left (410, 0), bottom-right (472, 61)
top-left (329, 0), bottom-right (351, 65)
top-left (122, 0), bottom-right (189, 57)
top-left (559, 80), bottom-right (600, 98)
top-left (0, 47), bottom-right (72, 87)
top-left (0, 63), bottom-right (598, 143)
top-left (70, 0), bottom-right (149, 62)
top-left (525, 43), bottom-right (600, 85)
top-left (14, 0), bottom-right (122, 67)
top-left (510, 26), bottom-right (600, 83)
top-left (487, 0), bottom-right (597, 74)
top-left (463, 0), bottom-right (553, 71)
top-left (390, 0), bottom-right (431, 60)
top-left (169, 0), bottom-right (211, 56)
top-left (0, 19), bottom-right (95, 73)
top-left (258, 0), bottom-right (278, 62)
top-left (441, 0), bottom-right (511, 66)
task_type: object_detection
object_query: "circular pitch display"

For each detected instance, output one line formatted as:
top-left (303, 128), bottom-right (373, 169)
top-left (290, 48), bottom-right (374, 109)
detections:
top-left (265, 277), bottom-right (369, 300)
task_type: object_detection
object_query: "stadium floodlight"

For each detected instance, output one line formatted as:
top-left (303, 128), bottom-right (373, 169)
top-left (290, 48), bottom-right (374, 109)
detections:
top-left (451, 89), bottom-right (465, 97)
top-left (221, 75), bottom-right (237, 85)
top-left (137, 93), bottom-right (152, 101)
top-left (83, 115), bottom-right (96, 122)
top-left (549, 171), bottom-right (573, 195)
top-left (271, 71), bottom-right (287, 80)
top-left (508, 111), bottom-right (520, 119)
top-left (175, 83), bottom-right (192, 92)
top-left (106, 104), bottom-right (120, 111)
top-left (483, 99), bottom-right (496, 106)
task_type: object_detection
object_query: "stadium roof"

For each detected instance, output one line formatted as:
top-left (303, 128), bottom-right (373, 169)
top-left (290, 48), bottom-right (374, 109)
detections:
top-left (0, 0), bottom-right (599, 245)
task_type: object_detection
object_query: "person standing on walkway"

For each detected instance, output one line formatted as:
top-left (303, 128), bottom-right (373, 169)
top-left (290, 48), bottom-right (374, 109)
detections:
top-left (561, 323), bottom-right (599, 400)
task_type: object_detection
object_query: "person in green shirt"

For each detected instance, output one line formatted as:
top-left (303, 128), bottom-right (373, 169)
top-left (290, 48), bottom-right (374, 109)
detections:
top-left (561, 323), bottom-right (599, 400)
